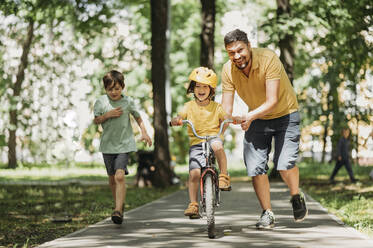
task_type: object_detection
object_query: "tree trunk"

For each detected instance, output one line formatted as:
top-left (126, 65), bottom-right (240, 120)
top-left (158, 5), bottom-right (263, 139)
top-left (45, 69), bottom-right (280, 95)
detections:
top-left (200, 0), bottom-right (215, 69)
top-left (7, 19), bottom-right (34, 169)
top-left (321, 120), bottom-right (328, 163)
top-left (270, 0), bottom-right (293, 179)
top-left (276, 0), bottom-right (294, 85)
top-left (150, 0), bottom-right (174, 187)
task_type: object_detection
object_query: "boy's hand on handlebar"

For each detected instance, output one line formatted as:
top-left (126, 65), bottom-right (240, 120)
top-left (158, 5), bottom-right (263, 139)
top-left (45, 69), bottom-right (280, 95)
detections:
top-left (170, 117), bottom-right (183, 126)
top-left (232, 116), bottom-right (244, 125)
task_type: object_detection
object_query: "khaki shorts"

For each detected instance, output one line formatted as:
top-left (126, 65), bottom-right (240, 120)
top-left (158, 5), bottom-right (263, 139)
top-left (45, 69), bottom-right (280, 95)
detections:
top-left (188, 137), bottom-right (222, 171)
top-left (243, 111), bottom-right (300, 176)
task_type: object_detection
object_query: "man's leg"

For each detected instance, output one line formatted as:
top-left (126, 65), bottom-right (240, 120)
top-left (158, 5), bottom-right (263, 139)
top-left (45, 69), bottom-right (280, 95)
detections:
top-left (330, 160), bottom-right (343, 181)
top-left (279, 166), bottom-right (300, 196)
top-left (343, 159), bottom-right (356, 182)
top-left (252, 174), bottom-right (271, 210)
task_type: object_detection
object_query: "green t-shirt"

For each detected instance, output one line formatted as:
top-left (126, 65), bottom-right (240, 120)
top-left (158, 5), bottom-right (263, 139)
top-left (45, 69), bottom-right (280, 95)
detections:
top-left (93, 94), bottom-right (141, 154)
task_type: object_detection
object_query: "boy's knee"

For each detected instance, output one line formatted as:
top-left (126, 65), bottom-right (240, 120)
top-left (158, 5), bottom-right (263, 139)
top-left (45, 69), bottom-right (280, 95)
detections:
top-left (115, 170), bottom-right (125, 182)
top-left (211, 142), bottom-right (224, 152)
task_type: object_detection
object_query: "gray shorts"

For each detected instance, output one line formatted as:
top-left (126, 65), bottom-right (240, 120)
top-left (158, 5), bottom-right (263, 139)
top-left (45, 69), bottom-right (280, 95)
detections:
top-left (243, 111), bottom-right (300, 176)
top-left (102, 153), bottom-right (129, 176)
top-left (189, 137), bottom-right (222, 171)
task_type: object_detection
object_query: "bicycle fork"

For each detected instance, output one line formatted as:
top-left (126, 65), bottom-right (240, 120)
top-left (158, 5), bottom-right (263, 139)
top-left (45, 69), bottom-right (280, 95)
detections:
top-left (200, 168), bottom-right (220, 211)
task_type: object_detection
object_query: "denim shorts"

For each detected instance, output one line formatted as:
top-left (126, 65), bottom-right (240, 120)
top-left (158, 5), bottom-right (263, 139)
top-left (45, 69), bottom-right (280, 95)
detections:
top-left (102, 153), bottom-right (129, 176)
top-left (243, 111), bottom-right (300, 176)
top-left (189, 137), bottom-right (222, 171)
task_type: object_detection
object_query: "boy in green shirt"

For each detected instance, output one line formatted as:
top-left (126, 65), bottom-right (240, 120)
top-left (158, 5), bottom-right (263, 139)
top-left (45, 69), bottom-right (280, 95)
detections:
top-left (94, 70), bottom-right (152, 224)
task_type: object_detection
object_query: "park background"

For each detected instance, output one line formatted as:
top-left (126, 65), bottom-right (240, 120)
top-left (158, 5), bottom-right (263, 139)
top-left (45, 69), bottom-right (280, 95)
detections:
top-left (0, 0), bottom-right (372, 247)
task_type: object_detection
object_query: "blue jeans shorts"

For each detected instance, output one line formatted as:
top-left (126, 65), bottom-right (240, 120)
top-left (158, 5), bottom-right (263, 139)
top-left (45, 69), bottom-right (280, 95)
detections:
top-left (102, 153), bottom-right (129, 176)
top-left (243, 111), bottom-right (300, 176)
top-left (189, 137), bottom-right (222, 171)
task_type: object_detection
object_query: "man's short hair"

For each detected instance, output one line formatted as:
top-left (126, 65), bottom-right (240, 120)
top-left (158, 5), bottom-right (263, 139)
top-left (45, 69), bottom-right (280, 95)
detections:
top-left (224, 29), bottom-right (249, 46)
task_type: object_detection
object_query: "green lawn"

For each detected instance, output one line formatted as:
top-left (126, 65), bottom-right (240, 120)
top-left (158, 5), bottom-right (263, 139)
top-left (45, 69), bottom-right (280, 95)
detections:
top-left (298, 161), bottom-right (373, 237)
top-left (0, 164), bottom-right (181, 248)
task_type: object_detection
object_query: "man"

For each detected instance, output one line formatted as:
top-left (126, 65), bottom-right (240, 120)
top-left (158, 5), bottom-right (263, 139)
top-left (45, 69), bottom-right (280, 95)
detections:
top-left (329, 128), bottom-right (357, 184)
top-left (221, 29), bottom-right (307, 229)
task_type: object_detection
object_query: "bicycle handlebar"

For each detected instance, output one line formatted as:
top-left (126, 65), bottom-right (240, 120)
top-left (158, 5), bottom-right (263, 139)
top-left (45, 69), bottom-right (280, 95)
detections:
top-left (170, 119), bottom-right (233, 140)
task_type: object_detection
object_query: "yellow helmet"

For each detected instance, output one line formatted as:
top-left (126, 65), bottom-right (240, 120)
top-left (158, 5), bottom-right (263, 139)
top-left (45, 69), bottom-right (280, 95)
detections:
top-left (188, 67), bottom-right (217, 89)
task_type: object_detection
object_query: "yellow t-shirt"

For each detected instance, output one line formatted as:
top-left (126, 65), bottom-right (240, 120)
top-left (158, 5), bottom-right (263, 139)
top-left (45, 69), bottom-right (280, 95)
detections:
top-left (221, 48), bottom-right (298, 119)
top-left (178, 100), bottom-right (227, 146)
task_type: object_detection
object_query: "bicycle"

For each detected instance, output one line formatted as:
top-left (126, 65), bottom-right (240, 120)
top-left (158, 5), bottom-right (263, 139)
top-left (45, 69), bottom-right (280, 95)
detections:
top-left (171, 118), bottom-right (233, 238)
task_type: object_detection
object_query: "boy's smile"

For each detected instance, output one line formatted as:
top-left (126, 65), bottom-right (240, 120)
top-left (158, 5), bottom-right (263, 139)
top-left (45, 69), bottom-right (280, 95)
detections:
top-left (194, 82), bottom-right (211, 104)
top-left (105, 82), bottom-right (123, 101)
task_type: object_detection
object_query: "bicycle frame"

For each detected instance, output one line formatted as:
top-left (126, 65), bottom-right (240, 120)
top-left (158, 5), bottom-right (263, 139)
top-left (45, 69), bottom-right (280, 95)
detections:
top-left (180, 119), bottom-right (232, 211)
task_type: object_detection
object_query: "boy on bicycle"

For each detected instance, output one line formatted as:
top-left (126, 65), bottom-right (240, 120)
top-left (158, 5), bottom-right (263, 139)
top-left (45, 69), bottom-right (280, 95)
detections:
top-left (170, 67), bottom-right (231, 218)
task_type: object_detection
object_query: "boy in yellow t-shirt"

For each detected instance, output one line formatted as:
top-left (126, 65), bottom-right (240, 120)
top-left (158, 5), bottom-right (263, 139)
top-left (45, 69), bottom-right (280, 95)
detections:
top-left (170, 67), bottom-right (231, 218)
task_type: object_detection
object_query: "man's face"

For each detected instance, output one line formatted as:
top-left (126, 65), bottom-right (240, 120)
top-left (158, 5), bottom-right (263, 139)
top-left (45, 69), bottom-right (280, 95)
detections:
top-left (225, 41), bottom-right (251, 70)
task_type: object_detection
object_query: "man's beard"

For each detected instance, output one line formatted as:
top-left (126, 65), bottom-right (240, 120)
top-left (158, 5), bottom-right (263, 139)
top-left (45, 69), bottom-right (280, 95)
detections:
top-left (236, 62), bottom-right (248, 70)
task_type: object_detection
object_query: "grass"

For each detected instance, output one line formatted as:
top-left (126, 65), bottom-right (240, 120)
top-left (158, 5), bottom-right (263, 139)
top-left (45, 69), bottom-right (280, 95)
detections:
top-left (297, 161), bottom-right (373, 237)
top-left (0, 166), bottom-right (181, 248)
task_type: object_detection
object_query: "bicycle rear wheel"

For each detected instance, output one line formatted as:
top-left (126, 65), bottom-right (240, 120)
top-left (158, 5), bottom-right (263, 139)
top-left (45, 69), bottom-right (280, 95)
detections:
top-left (204, 173), bottom-right (215, 238)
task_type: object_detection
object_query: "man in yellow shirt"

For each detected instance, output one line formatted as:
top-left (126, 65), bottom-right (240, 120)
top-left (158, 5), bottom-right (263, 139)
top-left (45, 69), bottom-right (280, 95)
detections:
top-left (221, 29), bottom-right (307, 229)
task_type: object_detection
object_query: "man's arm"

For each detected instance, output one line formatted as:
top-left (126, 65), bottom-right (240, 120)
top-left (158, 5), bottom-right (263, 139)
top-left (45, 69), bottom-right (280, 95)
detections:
top-left (222, 91), bottom-right (235, 116)
top-left (241, 79), bottom-right (280, 131)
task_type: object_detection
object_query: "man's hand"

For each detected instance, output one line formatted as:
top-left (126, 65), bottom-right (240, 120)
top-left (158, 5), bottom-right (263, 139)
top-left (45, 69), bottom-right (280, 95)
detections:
top-left (240, 113), bottom-right (254, 131)
top-left (140, 133), bottom-right (152, 147)
top-left (106, 107), bottom-right (123, 118)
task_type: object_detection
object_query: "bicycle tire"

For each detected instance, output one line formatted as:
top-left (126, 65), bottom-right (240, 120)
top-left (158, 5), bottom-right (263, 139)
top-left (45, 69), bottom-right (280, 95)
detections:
top-left (204, 173), bottom-right (215, 238)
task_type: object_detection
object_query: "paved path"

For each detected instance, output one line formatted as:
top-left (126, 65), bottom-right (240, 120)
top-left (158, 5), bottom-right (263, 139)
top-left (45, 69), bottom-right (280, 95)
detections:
top-left (38, 182), bottom-right (373, 248)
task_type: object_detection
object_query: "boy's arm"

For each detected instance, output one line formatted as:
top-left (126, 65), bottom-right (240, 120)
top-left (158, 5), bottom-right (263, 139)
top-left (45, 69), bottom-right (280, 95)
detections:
top-left (135, 116), bottom-right (152, 147)
top-left (94, 107), bottom-right (123, 125)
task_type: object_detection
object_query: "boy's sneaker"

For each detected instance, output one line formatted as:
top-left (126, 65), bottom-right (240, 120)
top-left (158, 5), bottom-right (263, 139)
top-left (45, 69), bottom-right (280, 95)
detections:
top-left (184, 202), bottom-right (200, 219)
top-left (255, 209), bottom-right (275, 229)
top-left (290, 192), bottom-right (308, 222)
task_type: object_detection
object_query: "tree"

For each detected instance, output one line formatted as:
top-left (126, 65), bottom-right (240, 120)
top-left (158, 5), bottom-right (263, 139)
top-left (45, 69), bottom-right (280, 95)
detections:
top-left (200, 0), bottom-right (215, 69)
top-left (150, 0), bottom-right (174, 187)
top-left (0, 0), bottom-right (115, 168)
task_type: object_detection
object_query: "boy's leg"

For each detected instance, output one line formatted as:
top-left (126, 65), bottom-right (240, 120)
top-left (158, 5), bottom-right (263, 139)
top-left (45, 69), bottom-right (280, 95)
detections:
top-left (108, 175), bottom-right (116, 204)
top-left (210, 139), bottom-right (231, 190)
top-left (184, 168), bottom-right (201, 218)
top-left (114, 169), bottom-right (126, 213)
top-left (188, 169), bottom-right (201, 203)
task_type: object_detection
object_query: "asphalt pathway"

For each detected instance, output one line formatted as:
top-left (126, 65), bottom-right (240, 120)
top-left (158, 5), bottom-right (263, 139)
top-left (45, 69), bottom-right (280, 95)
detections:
top-left (38, 182), bottom-right (373, 248)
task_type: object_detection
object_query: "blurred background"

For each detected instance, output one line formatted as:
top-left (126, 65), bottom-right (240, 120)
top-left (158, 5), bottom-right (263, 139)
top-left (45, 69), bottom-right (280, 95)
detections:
top-left (0, 0), bottom-right (372, 171)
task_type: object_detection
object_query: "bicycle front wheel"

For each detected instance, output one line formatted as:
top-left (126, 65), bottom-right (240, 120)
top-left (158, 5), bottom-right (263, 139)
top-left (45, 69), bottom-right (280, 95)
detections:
top-left (204, 173), bottom-right (215, 238)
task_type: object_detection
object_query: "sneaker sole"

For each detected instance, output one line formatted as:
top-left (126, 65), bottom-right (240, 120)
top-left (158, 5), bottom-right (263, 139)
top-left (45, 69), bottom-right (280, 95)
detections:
top-left (188, 214), bottom-right (201, 219)
top-left (294, 209), bottom-right (308, 222)
top-left (220, 186), bottom-right (232, 191)
top-left (256, 223), bottom-right (275, 229)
